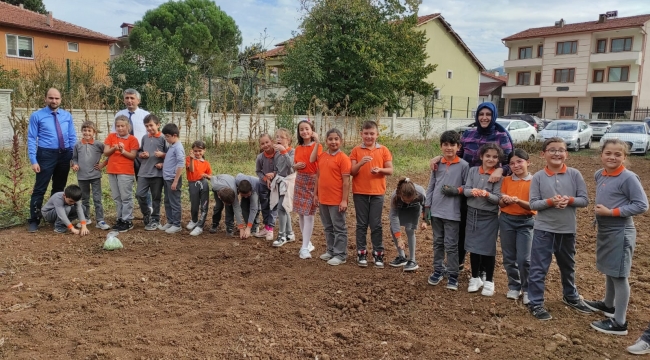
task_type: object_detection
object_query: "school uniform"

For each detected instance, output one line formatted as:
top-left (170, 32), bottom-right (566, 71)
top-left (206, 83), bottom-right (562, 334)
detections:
top-left (389, 184), bottom-right (426, 263)
top-left (425, 156), bottom-right (468, 277)
top-left (527, 164), bottom-right (589, 308)
top-left (499, 174), bottom-right (536, 293)
top-left (41, 192), bottom-right (86, 231)
top-left (349, 143), bottom-right (393, 253)
top-left (317, 150), bottom-right (351, 260)
top-left (463, 167), bottom-right (502, 257)
top-left (104, 133), bottom-right (139, 222)
top-left (186, 157), bottom-right (212, 229)
top-left (274, 147), bottom-right (295, 236)
top-left (256, 151), bottom-right (277, 229)
top-left (293, 142), bottom-right (322, 216)
top-left (162, 141), bottom-right (185, 227)
top-left (235, 174), bottom-right (261, 232)
top-left (136, 132), bottom-right (167, 224)
top-left (72, 139), bottom-right (105, 222)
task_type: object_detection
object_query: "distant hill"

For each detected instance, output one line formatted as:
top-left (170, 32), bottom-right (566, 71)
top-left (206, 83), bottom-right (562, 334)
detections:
top-left (486, 66), bottom-right (505, 76)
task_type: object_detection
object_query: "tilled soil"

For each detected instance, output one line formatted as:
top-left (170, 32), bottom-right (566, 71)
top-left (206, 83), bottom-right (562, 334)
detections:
top-left (1, 153), bottom-right (650, 359)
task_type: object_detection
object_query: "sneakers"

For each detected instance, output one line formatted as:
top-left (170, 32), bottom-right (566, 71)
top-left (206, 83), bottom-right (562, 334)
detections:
top-left (327, 257), bottom-right (346, 266)
top-left (467, 277), bottom-right (484, 293)
top-left (562, 296), bottom-right (593, 314)
top-left (190, 227), bottom-right (203, 236)
top-left (389, 256), bottom-right (408, 267)
top-left (118, 220), bottom-right (133, 232)
top-left (145, 222), bottom-right (159, 231)
top-left (272, 235), bottom-right (288, 247)
top-left (373, 251), bottom-right (384, 268)
top-left (308, 242), bottom-right (315, 252)
top-left (253, 227), bottom-right (268, 238)
top-left (186, 221), bottom-right (197, 230)
top-left (158, 223), bottom-right (172, 231)
top-left (265, 229), bottom-right (274, 241)
top-left (628, 339), bottom-right (650, 355)
top-left (287, 232), bottom-right (296, 242)
top-left (226, 230), bottom-right (235, 237)
top-left (320, 252), bottom-right (333, 261)
top-left (95, 221), bottom-right (111, 230)
top-left (165, 225), bottom-right (182, 234)
top-left (299, 248), bottom-right (312, 259)
top-left (209, 223), bottom-right (219, 234)
top-left (54, 226), bottom-right (68, 234)
top-left (403, 260), bottom-right (419, 272)
top-left (428, 271), bottom-right (444, 286)
top-left (143, 215), bottom-right (151, 226)
top-left (522, 292), bottom-right (530, 305)
top-left (584, 300), bottom-right (615, 318)
top-left (28, 220), bottom-right (39, 233)
top-left (481, 281), bottom-right (495, 296)
top-left (112, 219), bottom-right (124, 230)
top-left (506, 289), bottom-right (521, 300)
top-left (76, 219), bottom-right (92, 228)
top-left (530, 305), bottom-right (553, 321)
top-left (357, 251), bottom-right (368, 267)
top-left (591, 318), bottom-right (628, 336)
top-left (480, 271), bottom-right (487, 283)
top-left (447, 276), bottom-right (459, 291)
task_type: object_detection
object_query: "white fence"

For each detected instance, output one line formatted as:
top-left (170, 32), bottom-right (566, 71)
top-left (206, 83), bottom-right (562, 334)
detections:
top-left (0, 90), bottom-right (473, 148)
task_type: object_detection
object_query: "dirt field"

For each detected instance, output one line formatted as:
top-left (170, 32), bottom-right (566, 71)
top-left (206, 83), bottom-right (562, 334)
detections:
top-left (1, 152), bottom-right (650, 359)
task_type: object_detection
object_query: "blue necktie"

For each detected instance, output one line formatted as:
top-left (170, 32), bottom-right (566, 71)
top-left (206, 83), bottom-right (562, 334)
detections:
top-left (128, 112), bottom-right (134, 136)
top-left (52, 112), bottom-right (65, 150)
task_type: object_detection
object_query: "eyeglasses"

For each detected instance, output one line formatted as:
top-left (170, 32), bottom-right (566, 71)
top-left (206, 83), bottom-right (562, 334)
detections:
top-left (545, 148), bottom-right (567, 155)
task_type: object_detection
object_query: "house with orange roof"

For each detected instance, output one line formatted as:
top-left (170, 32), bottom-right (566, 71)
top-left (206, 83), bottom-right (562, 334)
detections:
top-left (480, 71), bottom-right (508, 113)
top-left (502, 13), bottom-right (650, 120)
top-left (0, 2), bottom-right (116, 75)
top-left (255, 13), bottom-right (485, 118)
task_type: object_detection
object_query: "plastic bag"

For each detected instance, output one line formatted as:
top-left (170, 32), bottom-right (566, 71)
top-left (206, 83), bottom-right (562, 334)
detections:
top-left (103, 231), bottom-right (124, 250)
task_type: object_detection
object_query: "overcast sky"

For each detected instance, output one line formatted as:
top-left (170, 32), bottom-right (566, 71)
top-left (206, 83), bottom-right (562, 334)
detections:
top-left (43, 0), bottom-right (650, 69)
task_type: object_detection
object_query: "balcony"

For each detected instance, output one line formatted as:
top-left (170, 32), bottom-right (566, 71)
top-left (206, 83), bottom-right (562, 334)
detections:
top-left (504, 57), bottom-right (543, 69)
top-left (502, 85), bottom-right (541, 96)
top-left (587, 82), bottom-right (638, 95)
top-left (590, 51), bottom-right (642, 65)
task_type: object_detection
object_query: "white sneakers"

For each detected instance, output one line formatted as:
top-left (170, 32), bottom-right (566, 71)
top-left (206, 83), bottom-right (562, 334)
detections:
top-left (327, 257), bottom-right (346, 266)
top-left (186, 221), bottom-right (197, 230)
top-left (522, 292), bottom-right (530, 305)
top-left (165, 225), bottom-right (182, 234)
top-left (158, 223), bottom-right (172, 231)
top-left (482, 281), bottom-right (495, 296)
top-left (254, 227), bottom-right (268, 238)
top-left (467, 277), bottom-right (484, 293)
top-left (299, 248), bottom-right (312, 259)
top-left (628, 339), bottom-right (650, 355)
top-left (308, 242), bottom-right (315, 252)
top-left (506, 289), bottom-right (521, 300)
top-left (189, 227), bottom-right (203, 236)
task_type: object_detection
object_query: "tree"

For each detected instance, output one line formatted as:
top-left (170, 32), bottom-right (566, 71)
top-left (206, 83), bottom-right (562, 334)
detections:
top-left (281, 0), bottom-right (435, 115)
top-left (129, 0), bottom-right (242, 76)
top-left (1, 0), bottom-right (47, 14)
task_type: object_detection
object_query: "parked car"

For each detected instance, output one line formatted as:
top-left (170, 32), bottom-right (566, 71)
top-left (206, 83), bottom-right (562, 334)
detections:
top-left (541, 119), bottom-right (554, 129)
top-left (501, 114), bottom-right (544, 132)
top-left (538, 120), bottom-right (593, 151)
top-left (588, 120), bottom-right (611, 139)
top-left (453, 118), bottom-right (510, 135)
top-left (644, 117), bottom-right (650, 129)
top-left (496, 119), bottom-right (537, 143)
top-left (599, 122), bottom-right (650, 155)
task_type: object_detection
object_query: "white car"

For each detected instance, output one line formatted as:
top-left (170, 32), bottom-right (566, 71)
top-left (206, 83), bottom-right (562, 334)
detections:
top-left (496, 119), bottom-right (537, 143)
top-left (599, 122), bottom-right (650, 155)
top-left (588, 121), bottom-right (612, 139)
top-left (538, 120), bottom-right (593, 151)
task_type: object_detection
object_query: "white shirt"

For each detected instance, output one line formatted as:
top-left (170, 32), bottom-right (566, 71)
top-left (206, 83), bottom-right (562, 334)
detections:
top-left (112, 108), bottom-right (150, 147)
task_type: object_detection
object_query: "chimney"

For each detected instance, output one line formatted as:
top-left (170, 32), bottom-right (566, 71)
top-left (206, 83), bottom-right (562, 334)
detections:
top-left (46, 11), bottom-right (53, 27)
top-left (598, 14), bottom-right (607, 23)
top-left (19, 4), bottom-right (24, 8)
top-left (555, 19), bottom-right (565, 28)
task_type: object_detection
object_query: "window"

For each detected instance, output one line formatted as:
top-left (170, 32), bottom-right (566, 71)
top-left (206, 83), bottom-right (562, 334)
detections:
top-left (611, 38), bottom-right (632, 52)
top-left (517, 71), bottom-right (531, 85)
top-left (5, 34), bottom-right (33, 58)
top-left (537, 45), bottom-right (543, 58)
top-left (608, 67), bottom-right (629, 82)
top-left (447, 70), bottom-right (453, 79)
top-left (554, 68), bottom-right (575, 83)
top-left (534, 72), bottom-right (541, 85)
top-left (556, 41), bottom-right (578, 55)
top-left (122, 27), bottom-right (129, 36)
top-left (67, 42), bottom-right (78, 52)
top-left (560, 106), bottom-right (575, 117)
top-left (433, 89), bottom-right (440, 100)
top-left (593, 69), bottom-right (604, 83)
top-left (596, 39), bottom-right (607, 53)
top-left (519, 47), bottom-right (532, 59)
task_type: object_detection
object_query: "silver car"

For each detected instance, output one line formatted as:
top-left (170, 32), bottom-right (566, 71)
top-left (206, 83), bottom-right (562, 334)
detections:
top-left (599, 122), bottom-right (650, 155)
top-left (588, 121), bottom-right (611, 139)
top-left (539, 120), bottom-right (593, 151)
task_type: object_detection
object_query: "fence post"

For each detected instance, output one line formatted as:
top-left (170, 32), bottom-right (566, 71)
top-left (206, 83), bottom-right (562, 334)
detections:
top-left (444, 109), bottom-right (450, 130)
top-left (410, 94), bottom-right (414, 117)
top-left (391, 111), bottom-right (396, 135)
top-left (450, 96), bottom-right (454, 118)
top-left (66, 59), bottom-right (71, 93)
top-left (196, 98), bottom-right (209, 140)
top-left (466, 97), bottom-right (470, 118)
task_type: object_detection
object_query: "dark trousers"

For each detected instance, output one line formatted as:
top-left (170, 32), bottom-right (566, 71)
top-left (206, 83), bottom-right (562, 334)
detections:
top-left (188, 179), bottom-right (210, 228)
top-left (258, 184), bottom-right (276, 228)
top-left (458, 197), bottom-right (467, 267)
top-left (30, 148), bottom-right (72, 222)
top-left (136, 177), bottom-right (164, 223)
top-left (240, 196), bottom-right (260, 233)
top-left (353, 194), bottom-right (384, 253)
top-left (527, 230), bottom-right (580, 307)
top-left (212, 191), bottom-right (235, 232)
top-left (78, 178), bottom-right (104, 221)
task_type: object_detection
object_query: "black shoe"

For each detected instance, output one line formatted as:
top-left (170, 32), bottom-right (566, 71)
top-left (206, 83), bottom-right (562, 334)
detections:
top-left (112, 219), bottom-right (123, 230)
top-left (591, 318), bottom-right (628, 335)
top-left (118, 220), bottom-right (133, 233)
top-left (143, 214), bottom-right (151, 226)
top-left (530, 305), bottom-right (553, 321)
top-left (389, 256), bottom-right (408, 267)
top-left (562, 296), bottom-right (593, 314)
top-left (209, 223), bottom-right (219, 234)
top-left (584, 300), bottom-right (615, 318)
top-left (357, 251), bottom-right (368, 267)
top-left (373, 251), bottom-right (384, 268)
top-left (28, 220), bottom-right (39, 233)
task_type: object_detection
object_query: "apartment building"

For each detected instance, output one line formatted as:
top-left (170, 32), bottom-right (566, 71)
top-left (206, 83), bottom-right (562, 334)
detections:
top-left (501, 13), bottom-right (650, 120)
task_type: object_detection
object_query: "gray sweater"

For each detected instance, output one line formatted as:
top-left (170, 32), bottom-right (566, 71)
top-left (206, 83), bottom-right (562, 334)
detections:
top-left (529, 166), bottom-right (589, 234)
top-left (389, 184), bottom-right (426, 235)
top-left (211, 174), bottom-right (245, 227)
top-left (594, 168), bottom-right (648, 223)
top-left (41, 192), bottom-right (86, 227)
top-left (138, 134), bottom-right (167, 178)
top-left (275, 148), bottom-right (295, 177)
top-left (425, 158), bottom-right (469, 221)
top-left (72, 141), bottom-right (105, 180)
top-left (256, 152), bottom-right (276, 187)
top-left (463, 166), bottom-right (501, 213)
top-left (235, 174), bottom-right (260, 226)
